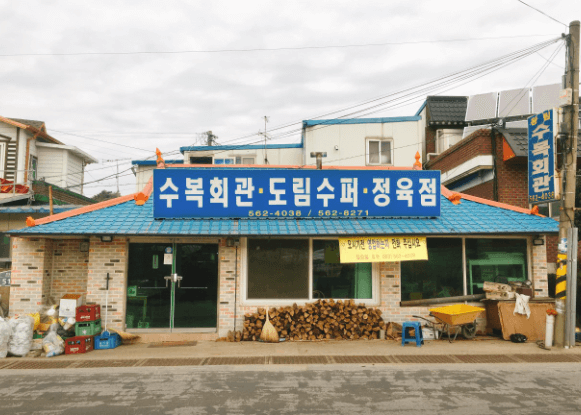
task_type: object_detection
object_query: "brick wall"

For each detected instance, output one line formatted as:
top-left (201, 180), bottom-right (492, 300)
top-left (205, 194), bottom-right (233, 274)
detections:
top-left (426, 130), bottom-right (492, 173)
top-left (425, 128), bottom-right (436, 155)
top-left (9, 237), bottom-right (54, 316)
top-left (532, 236), bottom-right (549, 297)
top-left (461, 181), bottom-right (494, 200)
top-left (51, 239), bottom-right (89, 300)
top-left (86, 236), bottom-right (128, 331)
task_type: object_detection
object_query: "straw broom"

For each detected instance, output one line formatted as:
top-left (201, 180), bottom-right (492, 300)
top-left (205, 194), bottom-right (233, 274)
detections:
top-left (260, 308), bottom-right (279, 343)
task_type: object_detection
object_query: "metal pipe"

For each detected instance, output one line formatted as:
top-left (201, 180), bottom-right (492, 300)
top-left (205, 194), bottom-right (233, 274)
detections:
top-left (400, 294), bottom-right (485, 307)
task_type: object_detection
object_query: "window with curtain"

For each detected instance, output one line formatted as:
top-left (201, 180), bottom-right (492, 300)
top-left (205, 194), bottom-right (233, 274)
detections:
top-left (247, 239), bottom-right (309, 299)
top-left (401, 238), bottom-right (464, 301)
top-left (312, 240), bottom-right (372, 299)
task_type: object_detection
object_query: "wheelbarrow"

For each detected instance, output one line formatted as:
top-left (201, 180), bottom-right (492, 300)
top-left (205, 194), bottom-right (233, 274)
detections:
top-left (413, 304), bottom-right (485, 343)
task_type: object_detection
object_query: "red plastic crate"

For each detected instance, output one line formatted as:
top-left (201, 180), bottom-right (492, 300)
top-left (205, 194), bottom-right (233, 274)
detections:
top-left (65, 336), bottom-right (94, 355)
top-left (76, 305), bottom-right (101, 322)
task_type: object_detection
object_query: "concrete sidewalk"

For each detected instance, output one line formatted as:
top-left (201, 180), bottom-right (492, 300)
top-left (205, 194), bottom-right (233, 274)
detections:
top-left (29, 337), bottom-right (581, 361)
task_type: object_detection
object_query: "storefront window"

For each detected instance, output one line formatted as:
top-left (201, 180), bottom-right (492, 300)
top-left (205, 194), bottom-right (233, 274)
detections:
top-left (466, 238), bottom-right (527, 295)
top-left (401, 238), bottom-right (463, 301)
top-left (247, 239), bottom-right (309, 299)
top-left (312, 240), bottom-right (372, 299)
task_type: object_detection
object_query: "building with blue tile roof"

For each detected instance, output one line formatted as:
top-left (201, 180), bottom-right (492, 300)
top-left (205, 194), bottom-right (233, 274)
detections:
top-left (7, 165), bottom-right (557, 341)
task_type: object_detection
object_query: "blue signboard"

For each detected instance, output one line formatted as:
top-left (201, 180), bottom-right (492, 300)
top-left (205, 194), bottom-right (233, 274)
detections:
top-left (528, 109), bottom-right (558, 204)
top-left (153, 168), bottom-right (441, 219)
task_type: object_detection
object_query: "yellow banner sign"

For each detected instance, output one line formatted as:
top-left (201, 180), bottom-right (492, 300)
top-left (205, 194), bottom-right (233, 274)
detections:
top-left (338, 237), bottom-right (428, 263)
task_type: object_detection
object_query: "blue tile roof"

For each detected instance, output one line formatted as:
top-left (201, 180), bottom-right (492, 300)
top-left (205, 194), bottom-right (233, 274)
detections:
top-left (9, 194), bottom-right (558, 236)
top-left (0, 205), bottom-right (81, 214)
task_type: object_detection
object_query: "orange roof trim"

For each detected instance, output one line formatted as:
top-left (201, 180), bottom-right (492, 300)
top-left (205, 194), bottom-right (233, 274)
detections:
top-left (30, 177), bottom-right (154, 227)
top-left (0, 115), bottom-right (62, 145)
top-left (441, 185), bottom-right (541, 216)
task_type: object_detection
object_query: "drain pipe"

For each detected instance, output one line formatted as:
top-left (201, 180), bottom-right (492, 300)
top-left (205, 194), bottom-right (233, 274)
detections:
top-left (234, 245), bottom-right (238, 333)
top-left (310, 152), bottom-right (327, 169)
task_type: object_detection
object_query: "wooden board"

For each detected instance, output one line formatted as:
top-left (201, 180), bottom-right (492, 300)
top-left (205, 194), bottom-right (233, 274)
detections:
top-left (483, 281), bottom-right (512, 293)
top-left (497, 302), bottom-right (553, 341)
top-left (0, 286), bottom-right (9, 316)
top-left (486, 291), bottom-right (516, 300)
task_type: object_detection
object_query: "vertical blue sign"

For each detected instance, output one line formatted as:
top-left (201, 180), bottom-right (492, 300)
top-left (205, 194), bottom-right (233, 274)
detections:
top-left (528, 109), bottom-right (557, 204)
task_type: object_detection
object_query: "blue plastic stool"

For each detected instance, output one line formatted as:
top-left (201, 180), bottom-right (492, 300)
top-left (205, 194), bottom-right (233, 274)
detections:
top-left (401, 321), bottom-right (424, 347)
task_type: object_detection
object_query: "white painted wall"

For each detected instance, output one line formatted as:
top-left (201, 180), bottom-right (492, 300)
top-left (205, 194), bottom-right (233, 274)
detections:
top-left (135, 165), bottom-right (153, 192)
top-left (183, 147), bottom-right (302, 166)
top-left (302, 121), bottom-right (423, 168)
top-left (37, 146), bottom-right (66, 187)
top-left (66, 153), bottom-right (84, 192)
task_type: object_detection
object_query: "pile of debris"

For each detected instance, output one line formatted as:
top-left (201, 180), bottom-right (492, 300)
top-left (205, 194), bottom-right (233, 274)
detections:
top-left (242, 299), bottom-right (386, 341)
top-left (483, 281), bottom-right (533, 300)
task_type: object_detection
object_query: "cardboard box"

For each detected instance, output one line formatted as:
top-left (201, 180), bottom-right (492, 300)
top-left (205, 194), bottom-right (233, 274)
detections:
top-left (59, 294), bottom-right (83, 318)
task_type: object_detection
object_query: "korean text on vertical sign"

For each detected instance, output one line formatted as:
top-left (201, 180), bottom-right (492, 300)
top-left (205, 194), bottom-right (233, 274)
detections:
top-left (528, 108), bottom-right (559, 204)
top-left (338, 237), bottom-right (428, 263)
top-left (153, 168), bottom-right (441, 219)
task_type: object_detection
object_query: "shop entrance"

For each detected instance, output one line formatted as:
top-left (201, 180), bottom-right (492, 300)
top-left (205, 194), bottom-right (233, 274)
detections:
top-left (126, 243), bottom-right (218, 330)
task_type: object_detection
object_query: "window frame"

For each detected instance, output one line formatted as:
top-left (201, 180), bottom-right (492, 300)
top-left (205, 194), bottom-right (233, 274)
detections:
top-left (365, 137), bottom-right (393, 166)
top-left (240, 237), bottom-right (380, 306)
top-left (213, 157), bottom-right (235, 165)
top-left (0, 141), bottom-right (5, 178)
top-left (400, 235), bottom-right (532, 304)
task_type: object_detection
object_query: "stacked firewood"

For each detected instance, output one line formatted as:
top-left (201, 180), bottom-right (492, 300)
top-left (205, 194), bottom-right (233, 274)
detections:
top-left (242, 299), bottom-right (386, 341)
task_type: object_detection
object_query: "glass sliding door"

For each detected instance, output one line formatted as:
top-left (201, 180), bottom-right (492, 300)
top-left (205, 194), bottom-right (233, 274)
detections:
top-left (126, 243), bottom-right (172, 329)
top-left (174, 244), bottom-right (218, 328)
top-left (126, 243), bottom-right (219, 330)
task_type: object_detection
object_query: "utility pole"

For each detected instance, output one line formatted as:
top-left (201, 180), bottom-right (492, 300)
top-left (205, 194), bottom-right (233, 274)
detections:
top-left (555, 20), bottom-right (579, 348)
top-left (206, 131), bottom-right (217, 146)
top-left (260, 116), bottom-right (270, 164)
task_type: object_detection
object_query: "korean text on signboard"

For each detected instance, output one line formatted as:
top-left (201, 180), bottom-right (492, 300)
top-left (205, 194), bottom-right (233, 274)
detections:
top-left (528, 109), bottom-right (559, 204)
top-left (153, 168), bottom-right (441, 219)
top-left (338, 237), bottom-right (428, 263)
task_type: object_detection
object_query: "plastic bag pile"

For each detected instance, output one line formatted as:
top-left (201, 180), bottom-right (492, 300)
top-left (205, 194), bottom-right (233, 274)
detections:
top-left (7, 316), bottom-right (34, 357)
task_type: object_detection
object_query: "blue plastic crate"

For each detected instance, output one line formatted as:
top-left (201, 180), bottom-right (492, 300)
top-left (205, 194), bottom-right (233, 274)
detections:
top-left (94, 331), bottom-right (121, 350)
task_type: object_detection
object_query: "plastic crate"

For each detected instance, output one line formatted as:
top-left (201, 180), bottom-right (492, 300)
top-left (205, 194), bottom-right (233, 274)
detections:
top-left (94, 331), bottom-right (121, 350)
top-left (65, 336), bottom-right (94, 355)
top-left (75, 319), bottom-right (102, 337)
top-left (76, 305), bottom-right (101, 322)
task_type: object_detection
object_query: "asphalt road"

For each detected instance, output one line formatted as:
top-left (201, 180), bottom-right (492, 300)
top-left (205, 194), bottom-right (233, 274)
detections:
top-left (1, 364), bottom-right (580, 415)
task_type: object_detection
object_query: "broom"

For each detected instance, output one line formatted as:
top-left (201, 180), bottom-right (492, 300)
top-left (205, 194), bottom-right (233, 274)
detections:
top-left (259, 308), bottom-right (279, 343)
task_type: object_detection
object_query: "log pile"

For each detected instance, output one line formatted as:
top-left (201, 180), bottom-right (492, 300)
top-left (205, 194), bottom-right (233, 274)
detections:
top-left (243, 299), bottom-right (386, 341)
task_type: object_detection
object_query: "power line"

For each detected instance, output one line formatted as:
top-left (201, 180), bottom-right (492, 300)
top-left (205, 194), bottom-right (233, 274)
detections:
top-left (67, 37), bottom-right (564, 191)
top-left (50, 128), bottom-right (155, 153)
top-left (515, 0), bottom-right (567, 27)
top-left (0, 34), bottom-right (558, 58)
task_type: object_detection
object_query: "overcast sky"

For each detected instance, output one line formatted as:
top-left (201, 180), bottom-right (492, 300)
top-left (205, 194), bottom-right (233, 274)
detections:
top-left (0, 1), bottom-right (576, 197)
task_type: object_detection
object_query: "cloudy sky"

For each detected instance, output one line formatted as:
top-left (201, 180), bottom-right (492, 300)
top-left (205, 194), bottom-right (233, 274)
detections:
top-left (0, 1), bottom-right (575, 197)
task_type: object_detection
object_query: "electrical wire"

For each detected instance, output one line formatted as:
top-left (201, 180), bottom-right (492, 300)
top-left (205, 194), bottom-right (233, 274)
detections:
top-left (0, 34), bottom-right (559, 58)
top-left (515, 0), bottom-right (568, 27)
top-left (64, 37), bottom-right (564, 190)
